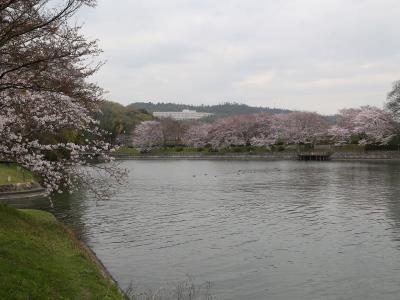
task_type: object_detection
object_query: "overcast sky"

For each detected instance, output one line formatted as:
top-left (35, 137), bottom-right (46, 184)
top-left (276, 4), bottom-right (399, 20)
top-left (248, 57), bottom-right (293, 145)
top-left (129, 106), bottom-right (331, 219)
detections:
top-left (78, 0), bottom-right (400, 114)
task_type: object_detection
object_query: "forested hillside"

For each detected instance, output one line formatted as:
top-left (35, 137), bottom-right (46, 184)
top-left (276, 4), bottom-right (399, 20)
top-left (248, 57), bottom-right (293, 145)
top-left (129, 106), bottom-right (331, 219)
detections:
top-left (96, 101), bottom-right (153, 142)
top-left (129, 102), bottom-right (292, 118)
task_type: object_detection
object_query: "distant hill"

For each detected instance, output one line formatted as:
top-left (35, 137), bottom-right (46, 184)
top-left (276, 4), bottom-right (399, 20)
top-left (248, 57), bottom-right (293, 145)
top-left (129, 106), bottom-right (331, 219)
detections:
top-left (128, 102), bottom-right (292, 119)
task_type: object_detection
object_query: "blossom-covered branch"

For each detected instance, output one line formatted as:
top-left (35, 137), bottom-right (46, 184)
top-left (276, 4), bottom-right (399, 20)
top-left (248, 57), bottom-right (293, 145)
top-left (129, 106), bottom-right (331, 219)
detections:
top-left (0, 0), bottom-right (125, 197)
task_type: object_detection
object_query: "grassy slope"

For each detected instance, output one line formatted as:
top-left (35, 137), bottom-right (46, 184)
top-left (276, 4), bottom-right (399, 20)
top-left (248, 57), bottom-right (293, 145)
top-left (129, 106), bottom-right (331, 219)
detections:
top-left (0, 205), bottom-right (125, 300)
top-left (0, 163), bottom-right (37, 186)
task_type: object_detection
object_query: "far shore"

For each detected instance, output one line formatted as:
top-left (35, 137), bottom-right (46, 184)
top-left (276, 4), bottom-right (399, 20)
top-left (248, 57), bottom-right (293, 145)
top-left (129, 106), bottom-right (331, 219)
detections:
top-left (113, 151), bottom-right (400, 161)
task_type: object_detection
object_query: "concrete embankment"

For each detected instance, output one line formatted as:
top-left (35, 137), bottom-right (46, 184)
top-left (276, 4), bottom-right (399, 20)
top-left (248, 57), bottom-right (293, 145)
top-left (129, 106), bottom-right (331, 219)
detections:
top-left (0, 183), bottom-right (46, 201)
top-left (114, 153), bottom-right (296, 161)
top-left (331, 151), bottom-right (400, 160)
top-left (114, 151), bottom-right (400, 161)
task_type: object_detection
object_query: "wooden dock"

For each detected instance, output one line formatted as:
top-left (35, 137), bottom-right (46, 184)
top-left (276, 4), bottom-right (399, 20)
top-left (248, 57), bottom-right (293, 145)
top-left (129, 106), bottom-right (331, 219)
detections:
top-left (297, 152), bottom-right (332, 161)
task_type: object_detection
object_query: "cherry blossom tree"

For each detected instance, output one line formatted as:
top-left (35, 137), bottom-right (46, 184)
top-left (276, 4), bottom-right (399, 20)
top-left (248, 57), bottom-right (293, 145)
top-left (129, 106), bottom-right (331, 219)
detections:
top-left (328, 108), bottom-right (362, 144)
top-left (353, 106), bottom-right (397, 144)
top-left (330, 106), bottom-right (397, 145)
top-left (133, 119), bottom-right (189, 149)
top-left (182, 122), bottom-right (212, 148)
top-left (208, 115), bottom-right (258, 149)
top-left (276, 112), bottom-right (329, 145)
top-left (386, 81), bottom-right (400, 121)
top-left (160, 118), bottom-right (188, 146)
top-left (328, 125), bottom-right (352, 145)
top-left (250, 113), bottom-right (279, 147)
top-left (133, 121), bottom-right (163, 150)
top-left (0, 0), bottom-right (125, 197)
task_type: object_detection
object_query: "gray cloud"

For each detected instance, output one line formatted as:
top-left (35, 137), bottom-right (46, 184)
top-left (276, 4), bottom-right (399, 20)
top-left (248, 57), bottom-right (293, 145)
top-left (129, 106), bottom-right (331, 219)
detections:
top-left (79, 0), bottom-right (400, 114)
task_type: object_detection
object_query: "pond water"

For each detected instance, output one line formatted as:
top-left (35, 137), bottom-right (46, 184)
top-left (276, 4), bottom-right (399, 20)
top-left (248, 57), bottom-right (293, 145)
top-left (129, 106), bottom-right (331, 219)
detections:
top-left (8, 160), bottom-right (400, 300)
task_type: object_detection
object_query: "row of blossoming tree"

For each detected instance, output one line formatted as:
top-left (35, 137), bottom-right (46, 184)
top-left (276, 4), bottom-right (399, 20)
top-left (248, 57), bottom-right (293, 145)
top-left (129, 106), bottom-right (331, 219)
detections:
top-left (133, 102), bottom-right (400, 151)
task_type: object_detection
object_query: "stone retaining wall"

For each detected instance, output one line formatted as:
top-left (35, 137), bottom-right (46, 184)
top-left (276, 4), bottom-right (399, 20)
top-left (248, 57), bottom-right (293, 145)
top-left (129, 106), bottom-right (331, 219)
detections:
top-left (332, 151), bottom-right (400, 160)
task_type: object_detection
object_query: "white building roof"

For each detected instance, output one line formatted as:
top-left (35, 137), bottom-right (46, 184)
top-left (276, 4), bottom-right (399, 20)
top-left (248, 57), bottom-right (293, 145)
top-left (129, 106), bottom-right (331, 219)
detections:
top-left (153, 110), bottom-right (214, 120)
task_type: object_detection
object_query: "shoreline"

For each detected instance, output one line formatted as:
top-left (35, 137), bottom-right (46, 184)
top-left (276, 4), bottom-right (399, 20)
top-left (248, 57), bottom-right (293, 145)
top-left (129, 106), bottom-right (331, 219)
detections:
top-left (0, 187), bottom-right (46, 201)
top-left (113, 151), bottom-right (400, 161)
top-left (0, 182), bottom-right (46, 201)
top-left (60, 222), bottom-right (126, 298)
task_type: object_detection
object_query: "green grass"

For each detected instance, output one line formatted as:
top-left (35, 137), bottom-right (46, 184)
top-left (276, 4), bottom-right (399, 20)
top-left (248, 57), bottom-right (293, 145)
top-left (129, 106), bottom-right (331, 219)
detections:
top-left (115, 147), bottom-right (140, 155)
top-left (0, 205), bottom-right (125, 300)
top-left (0, 163), bottom-right (37, 186)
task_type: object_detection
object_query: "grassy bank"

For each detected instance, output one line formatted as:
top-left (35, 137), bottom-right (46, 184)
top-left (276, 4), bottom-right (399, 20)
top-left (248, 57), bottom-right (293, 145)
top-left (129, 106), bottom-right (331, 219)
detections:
top-left (0, 163), bottom-right (37, 186)
top-left (0, 205), bottom-right (125, 300)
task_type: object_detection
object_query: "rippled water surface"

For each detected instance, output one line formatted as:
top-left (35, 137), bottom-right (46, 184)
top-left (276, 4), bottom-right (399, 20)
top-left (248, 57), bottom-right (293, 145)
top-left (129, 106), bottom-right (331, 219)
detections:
top-left (17, 160), bottom-right (400, 299)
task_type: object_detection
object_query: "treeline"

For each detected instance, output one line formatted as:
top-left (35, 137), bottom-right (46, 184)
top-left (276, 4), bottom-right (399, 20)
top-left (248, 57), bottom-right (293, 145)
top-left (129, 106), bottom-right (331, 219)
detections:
top-left (41, 101), bottom-right (154, 147)
top-left (132, 105), bottom-right (400, 151)
top-left (18, 101), bottom-right (153, 161)
top-left (129, 102), bottom-right (292, 118)
top-left (96, 101), bottom-right (153, 142)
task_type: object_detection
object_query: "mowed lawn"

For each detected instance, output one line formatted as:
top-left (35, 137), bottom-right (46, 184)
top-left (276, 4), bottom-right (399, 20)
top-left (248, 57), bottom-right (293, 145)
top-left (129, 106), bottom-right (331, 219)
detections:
top-left (0, 163), bottom-right (37, 186)
top-left (0, 205), bottom-right (125, 300)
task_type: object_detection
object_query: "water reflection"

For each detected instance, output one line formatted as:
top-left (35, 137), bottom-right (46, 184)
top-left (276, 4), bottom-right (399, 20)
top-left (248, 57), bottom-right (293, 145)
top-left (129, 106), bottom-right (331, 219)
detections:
top-left (4, 160), bottom-right (400, 300)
